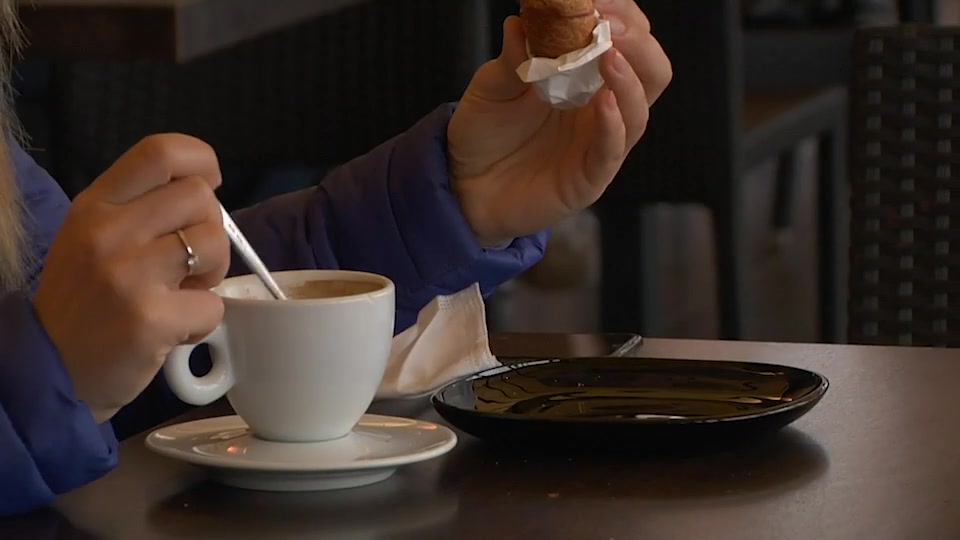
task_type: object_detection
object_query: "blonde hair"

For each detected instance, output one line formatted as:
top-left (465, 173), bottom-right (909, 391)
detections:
top-left (0, 0), bottom-right (27, 291)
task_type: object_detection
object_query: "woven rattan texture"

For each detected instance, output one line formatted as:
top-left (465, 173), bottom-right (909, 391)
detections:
top-left (51, 0), bottom-right (487, 195)
top-left (849, 25), bottom-right (960, 347)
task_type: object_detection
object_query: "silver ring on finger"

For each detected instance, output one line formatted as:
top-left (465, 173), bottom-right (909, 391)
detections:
top-left (176, 228), bottom-right (200, 276)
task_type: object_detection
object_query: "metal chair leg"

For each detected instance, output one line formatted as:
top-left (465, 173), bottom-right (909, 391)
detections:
top-left (817, 125), bottom-right (848, 343)
top-left (772, 149), bottom-right (798, 232)
top-left (713, 204), bottom-right (745, 340)
top-left (599, 206), bottom-right (647, 334)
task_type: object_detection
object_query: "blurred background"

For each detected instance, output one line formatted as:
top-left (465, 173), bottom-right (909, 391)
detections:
top-left (11, 0), bottom-right (958, 344)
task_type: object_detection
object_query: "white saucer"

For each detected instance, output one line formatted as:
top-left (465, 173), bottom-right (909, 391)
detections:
top-left (145, 414), bottom-right (457, 492)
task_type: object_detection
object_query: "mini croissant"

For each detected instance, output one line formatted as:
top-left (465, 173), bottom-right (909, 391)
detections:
top-left (520, 0), bottom-right (597, 59)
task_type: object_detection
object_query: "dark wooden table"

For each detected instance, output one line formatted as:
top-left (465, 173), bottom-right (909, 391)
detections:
top-left (3, 335), bottom-right (959, 539)
top-left (17, 0), bottom-right (370, 62)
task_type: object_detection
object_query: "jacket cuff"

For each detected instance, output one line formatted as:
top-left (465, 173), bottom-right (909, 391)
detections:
top-left (0, 291), bottom-right (118, 494)
top-left (384, 103), bottom-right (547, 300)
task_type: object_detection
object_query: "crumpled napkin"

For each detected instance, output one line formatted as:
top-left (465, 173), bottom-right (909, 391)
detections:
top-left (376, 283), bottom-right (500, 399)
top-left (515, 13), bottom-right (614, 109)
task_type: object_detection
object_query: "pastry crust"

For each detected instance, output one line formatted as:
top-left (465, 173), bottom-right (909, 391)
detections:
top-left (520, 0), bottom-right (597, 59)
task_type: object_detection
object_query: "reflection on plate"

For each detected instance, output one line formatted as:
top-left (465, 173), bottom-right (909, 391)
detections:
top-left (431, 357), bottom-right (828, 451)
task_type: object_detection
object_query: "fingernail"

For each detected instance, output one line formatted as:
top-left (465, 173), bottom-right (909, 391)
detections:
top-left (607, 16), bottom-right (626, 35)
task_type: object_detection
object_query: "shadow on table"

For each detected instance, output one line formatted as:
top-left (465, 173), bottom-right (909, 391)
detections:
top-left (144, 468), bottom-right (459, 539)
top-left (439, 427), bottom-right (829, 503)
top-left (0, 507), bottom-right (101, 540)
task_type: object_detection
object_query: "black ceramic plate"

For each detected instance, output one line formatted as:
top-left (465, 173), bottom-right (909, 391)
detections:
top-left (431, 357), bottom-right (829, 451)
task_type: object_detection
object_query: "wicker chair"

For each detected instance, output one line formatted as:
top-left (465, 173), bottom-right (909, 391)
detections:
top-left (898, 0), bottom-right (938, 22)
top-left (848, 24), bottom-right (960, 347)
top-left (20, 0), bottom-right (491, 208)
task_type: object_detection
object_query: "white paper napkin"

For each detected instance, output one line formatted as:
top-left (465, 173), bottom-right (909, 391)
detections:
top-left (515, 14), bottom-right (614, 110)
top-left (375, 283), bottom-right (501, 400)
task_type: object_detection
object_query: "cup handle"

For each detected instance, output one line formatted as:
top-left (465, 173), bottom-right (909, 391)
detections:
top-left (163, 325), bottom-right (234, 406)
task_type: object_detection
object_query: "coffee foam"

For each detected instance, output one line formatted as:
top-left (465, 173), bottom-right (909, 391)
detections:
top-left (217, 275), bottom-right (383, 301)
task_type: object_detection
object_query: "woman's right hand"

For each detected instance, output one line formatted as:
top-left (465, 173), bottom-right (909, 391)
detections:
top-left (33, 134), bottom-right (231, 423)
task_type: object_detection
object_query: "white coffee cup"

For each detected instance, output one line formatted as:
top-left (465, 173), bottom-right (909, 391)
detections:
top-left (164, 269), bottom-right (395, 443)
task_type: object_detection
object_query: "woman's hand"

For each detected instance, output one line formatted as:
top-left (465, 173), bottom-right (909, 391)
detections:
top-left (448, 0), bottom-right (672, 246)
top-left (33, 135), bottom-right (231, 423)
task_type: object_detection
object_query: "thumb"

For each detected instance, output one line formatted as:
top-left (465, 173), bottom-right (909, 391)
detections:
top-left (499, 15), bottom-right (529, 72)
top-left (470, 15), bottom-right (530, 102)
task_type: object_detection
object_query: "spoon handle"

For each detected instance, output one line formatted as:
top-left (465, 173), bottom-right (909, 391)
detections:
top-left (219, 205), bottom-right (288, 300)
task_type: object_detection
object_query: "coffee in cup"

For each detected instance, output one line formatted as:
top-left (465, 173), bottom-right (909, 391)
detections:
top-left (284, 279), bottom-right (383, 300)
top-left (163, 269), bottom-right (395, 443)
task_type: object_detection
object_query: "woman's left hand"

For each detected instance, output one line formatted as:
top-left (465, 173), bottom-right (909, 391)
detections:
top-left (448, 0), bottom-right (672, 246)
